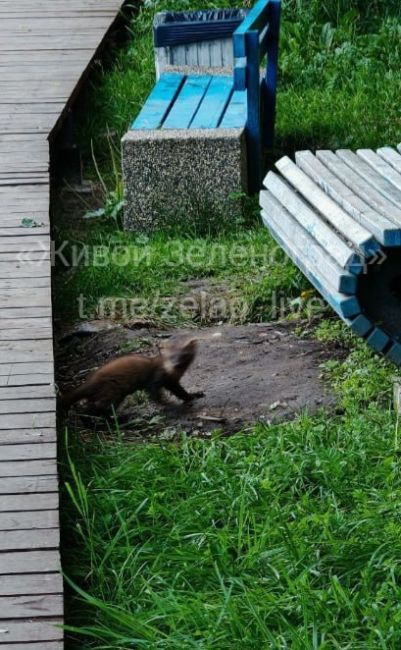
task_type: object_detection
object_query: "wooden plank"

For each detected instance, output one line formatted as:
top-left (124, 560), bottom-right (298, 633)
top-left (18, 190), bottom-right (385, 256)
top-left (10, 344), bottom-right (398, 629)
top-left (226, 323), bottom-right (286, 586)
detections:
top-left (260, 198), bottom-right (360, 320)
top-left (261, 207), bottom-right (360, 321)
top-left (0, 263), bottom-right (50, 279)
top-left (163, 75), bottom-right (211, 129)
top-left (337, 149), bottom-right (401, 206)
top-left (0, 443), bottom-right (56, 460)
top-left (295, 150), bottom-right (401, 247)
top-left (0, 594), bottom-right (63, 619)
top-left (0, 328), bottom-right (53, 341)
top-left (0, 551), bottom-right (60, 574)
top-left (0, 527), bottom-right (59, 551)
top-left (0, 476), bottom-right (58, 494)
top-left (190, 76), bottom-right (233, 129)
top-left (132, 73), bottom-right (185, 130)
top-left (0, 339), bottom-right (53, 362)
top-left (0, 252), bottom-right (50, 263)
top-left (275, 156), bottom-right (379, 257)
top-left (0, 413), bottom-right (56, 430)
top-left (357, 148), bottom-right (401, 193)
top-left (0, 459), bottom-right (57, 477)
top-left (0, 399), bottom-right (56, 414)
top-left (0, 574), bottom-right (62, 599)
top-left (0, 493), bottom-right (58, 512)
top-left (263, 171), bottom-right (363, 274)
top-left (0, 385), bottom-right (55, 400)
top-left (377, 146), bottom-right (401, 175)
top-left (316, 149), bottom-right (401, 226)
top-left (0, 429), bottom-right (56, 445)
top-left (0, 619), bottom-right (63, 643)
top-left (0, 361), bottom-right (53, 375)
top-left (0, 510), bottom-right (59, 530)
top-left (260, 190), bottom-right (357, 295)
top-left (0, 374), bottom-right (55, 387)
top-left (220, 89), bottom-right (247, 128)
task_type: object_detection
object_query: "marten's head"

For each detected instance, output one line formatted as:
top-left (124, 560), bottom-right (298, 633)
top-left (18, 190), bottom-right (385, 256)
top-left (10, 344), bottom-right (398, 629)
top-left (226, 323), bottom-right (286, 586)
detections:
top-left (161, 339), bottom-right (198, 379)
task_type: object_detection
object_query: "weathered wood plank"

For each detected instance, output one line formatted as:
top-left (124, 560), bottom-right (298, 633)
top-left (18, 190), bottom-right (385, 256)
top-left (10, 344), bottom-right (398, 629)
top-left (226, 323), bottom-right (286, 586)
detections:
top-left (260, 197), bottom-right (360, 320)
top-left (260, 190), bottom-right (357, 295)
top-left (263, 170), bottom-right (363, 273)
top-left (337, 149), bottom-right (401, 207)
top-left (0, 459), bottom-right (57, 477)
top-left (316, 149), bottom-right (401, 225)
top-left (0, 573), bottom-right (62, 599)
top-left (0, 429), bottom-right (56, 445)
top-left (0, 594), bottom-right (63, 619)
top-left (0, 443), bottom-right (56, 460)
top-left (0, 374), bottom-right (55, 387)
top-left (0, 493), bottom-right (58, 512)
top-left (275, 155), bottom-right (379, 256)
top-left (0, 398), bottom-right (56, 414)
top-left (377, 146), bottom-right (401, 174)
top-left (0, 340), bottom-right (53, 363)
top-left (0, 550), bottom-right (60, 575)
top-left (295, 150), bottom-right (401, 246)
top-left (0, 476), bottom-right (58, 494)
top-left (0, 328), bottom-right (53, 341)
top-left (357, 148), bottom-right (401, 193)
top-left (0, 510), bottom-right (59, 530)
top-left (0, 413), bottom-right (56, 430)
top-left (0, 619), bottom-right (63, 643)
top-left (0, 361), bottom-right (54, 374)
top-left (0, 527), bottom-right (60, 551)
top-left (0, 385), bottom-right (55, 400)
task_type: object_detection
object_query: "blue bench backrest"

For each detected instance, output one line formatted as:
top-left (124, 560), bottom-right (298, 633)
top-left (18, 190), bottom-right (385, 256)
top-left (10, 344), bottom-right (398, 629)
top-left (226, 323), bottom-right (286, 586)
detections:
top-left (233, 0), bottom-right (281, 192)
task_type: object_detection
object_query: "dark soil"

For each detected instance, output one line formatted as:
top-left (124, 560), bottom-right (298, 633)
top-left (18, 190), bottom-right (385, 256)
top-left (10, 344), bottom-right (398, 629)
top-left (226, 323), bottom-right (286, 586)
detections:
top-left (56, 319), bottom-right (342, 438)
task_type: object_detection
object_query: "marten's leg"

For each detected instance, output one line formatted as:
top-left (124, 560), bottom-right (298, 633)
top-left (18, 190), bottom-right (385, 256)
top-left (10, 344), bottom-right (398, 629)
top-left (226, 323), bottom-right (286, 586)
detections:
top-left (163, 378), bottom-right (204, 402)
top-left (147, 384), bottom-right (165, 404)
top-left (85, 393), bottom-right (124, 417)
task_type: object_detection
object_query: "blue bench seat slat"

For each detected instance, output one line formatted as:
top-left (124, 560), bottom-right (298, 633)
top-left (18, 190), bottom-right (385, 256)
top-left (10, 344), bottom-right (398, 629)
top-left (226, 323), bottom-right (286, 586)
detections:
top-left (219, 90), bottom-right (247, 128)
top-left (163, 75), bottom-right (212, 129)
top-left (132, 73), bottom-right (184, 130)
top-left (190, 76), bottom-right (233, 129)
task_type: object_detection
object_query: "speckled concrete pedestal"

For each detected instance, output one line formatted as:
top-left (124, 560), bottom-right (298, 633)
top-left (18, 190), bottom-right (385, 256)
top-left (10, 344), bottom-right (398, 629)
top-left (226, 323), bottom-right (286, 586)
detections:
top-left (122, 128), bottom-right (248, 232)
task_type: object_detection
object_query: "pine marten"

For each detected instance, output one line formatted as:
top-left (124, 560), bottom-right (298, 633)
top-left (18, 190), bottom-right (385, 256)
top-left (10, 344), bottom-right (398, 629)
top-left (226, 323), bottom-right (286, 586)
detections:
top-left (60, 338), bottom-right (203, 416)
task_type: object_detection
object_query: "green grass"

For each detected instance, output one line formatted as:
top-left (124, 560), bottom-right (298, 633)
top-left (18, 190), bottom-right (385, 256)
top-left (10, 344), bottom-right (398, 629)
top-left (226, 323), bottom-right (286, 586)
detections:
top-left (62, 333), bottom-right (401, 649)
top-left (59, 0), bottom-right (401, 647)
top-left (54, 225), bottom-right (307, 325)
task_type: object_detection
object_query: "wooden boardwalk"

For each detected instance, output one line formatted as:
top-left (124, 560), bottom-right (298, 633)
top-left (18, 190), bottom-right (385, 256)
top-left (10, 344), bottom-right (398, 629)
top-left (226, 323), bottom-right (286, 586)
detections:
top-left (0, 1), bottom-right (124, 647)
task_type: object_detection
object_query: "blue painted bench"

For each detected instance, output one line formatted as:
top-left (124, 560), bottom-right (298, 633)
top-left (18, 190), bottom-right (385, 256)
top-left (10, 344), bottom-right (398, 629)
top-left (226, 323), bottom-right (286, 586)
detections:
top-left (131, 0), bottom-right (281, 195)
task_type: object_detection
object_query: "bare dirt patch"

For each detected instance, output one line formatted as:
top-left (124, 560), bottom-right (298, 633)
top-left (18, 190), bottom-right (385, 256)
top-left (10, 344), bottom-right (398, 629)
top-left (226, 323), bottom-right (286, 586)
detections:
top-left (56, 321), bottom-right (341, 437)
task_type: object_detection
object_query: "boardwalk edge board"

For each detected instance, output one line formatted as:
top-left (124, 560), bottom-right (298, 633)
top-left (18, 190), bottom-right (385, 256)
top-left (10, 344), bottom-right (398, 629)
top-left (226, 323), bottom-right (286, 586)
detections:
top-left (0, 1), bottom-right (125, 646)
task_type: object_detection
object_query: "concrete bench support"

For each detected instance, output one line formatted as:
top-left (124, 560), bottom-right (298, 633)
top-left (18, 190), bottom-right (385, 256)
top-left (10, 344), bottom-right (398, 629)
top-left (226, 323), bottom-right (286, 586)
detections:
top-left (122, 128), bottom-right (247, 231)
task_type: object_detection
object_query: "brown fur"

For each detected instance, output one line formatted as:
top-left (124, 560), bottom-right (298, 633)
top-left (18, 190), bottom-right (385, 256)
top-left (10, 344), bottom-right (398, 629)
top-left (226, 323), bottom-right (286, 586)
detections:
top-left (60, 339), bottom-right (203, 416)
